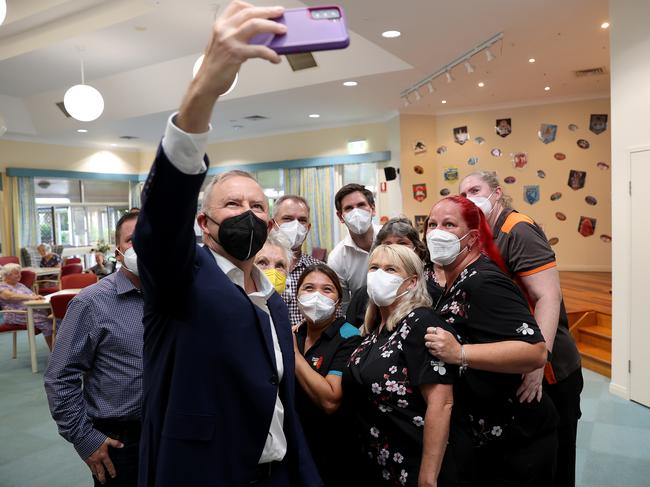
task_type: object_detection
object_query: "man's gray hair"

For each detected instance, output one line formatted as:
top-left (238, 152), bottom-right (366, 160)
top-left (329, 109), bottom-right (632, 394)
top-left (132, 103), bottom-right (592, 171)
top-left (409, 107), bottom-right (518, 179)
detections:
top-left (1, 263), bottom-right (22, 279)
top-left (272, 195), bottom-right (311, 219)
top-left (38, 243), bottom-right (51, 253)
top-left (201, 170), bottom-right (258, 213)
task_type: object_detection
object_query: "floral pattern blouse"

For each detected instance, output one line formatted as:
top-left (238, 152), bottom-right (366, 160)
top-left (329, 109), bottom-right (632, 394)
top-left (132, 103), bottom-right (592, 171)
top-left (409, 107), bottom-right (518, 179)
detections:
top-left (40, 253), bottom-right (61, 268)
top-left (434, 255), bottom-right (558, 446)
top-left (347, 307), bottom-right (457, 486)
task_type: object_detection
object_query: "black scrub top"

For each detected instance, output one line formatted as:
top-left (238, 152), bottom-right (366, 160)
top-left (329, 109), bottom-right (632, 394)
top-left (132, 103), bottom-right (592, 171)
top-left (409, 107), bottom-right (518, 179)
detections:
top-left (295, 317), bottom-right (362, 487)
top-left (434, 255), bottom-right (558, 446)
top-left (346, 307), bottom-right (457, 487)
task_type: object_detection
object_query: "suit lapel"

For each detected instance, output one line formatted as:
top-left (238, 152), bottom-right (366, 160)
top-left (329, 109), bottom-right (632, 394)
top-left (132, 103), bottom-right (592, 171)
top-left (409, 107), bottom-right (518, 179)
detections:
top-left (200, 245), bottom-right (278, 371)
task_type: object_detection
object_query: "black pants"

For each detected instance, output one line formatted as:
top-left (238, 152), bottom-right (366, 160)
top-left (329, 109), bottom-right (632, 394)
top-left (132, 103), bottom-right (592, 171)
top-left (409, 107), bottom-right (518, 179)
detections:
top-left (248, 459), bottom-right (290, 487)
top-left (92, 419), bottom-right (141, 487)
top-left (545, 367), bottom-right (584, 487)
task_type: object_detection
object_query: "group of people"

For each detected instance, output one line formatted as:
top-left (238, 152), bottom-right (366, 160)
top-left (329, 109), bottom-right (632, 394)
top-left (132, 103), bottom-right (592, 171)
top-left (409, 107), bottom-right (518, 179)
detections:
top-left (41, 3), bottom-right (581, 486)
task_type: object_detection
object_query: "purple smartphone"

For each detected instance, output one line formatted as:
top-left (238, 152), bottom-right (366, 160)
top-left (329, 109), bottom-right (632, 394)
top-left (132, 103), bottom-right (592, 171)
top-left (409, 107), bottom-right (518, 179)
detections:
top-left (249, 5), bottom-right (349, 55)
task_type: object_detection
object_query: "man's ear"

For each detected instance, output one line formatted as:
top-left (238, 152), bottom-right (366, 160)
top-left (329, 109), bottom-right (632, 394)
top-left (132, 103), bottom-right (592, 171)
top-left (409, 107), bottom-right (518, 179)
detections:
top-left (336, 211), bottom-right (344, 224)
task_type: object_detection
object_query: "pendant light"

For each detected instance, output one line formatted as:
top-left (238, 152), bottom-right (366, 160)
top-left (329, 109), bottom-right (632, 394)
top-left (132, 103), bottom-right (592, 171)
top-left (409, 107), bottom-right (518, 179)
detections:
top-left (64, 52), bottom-right (104, 122)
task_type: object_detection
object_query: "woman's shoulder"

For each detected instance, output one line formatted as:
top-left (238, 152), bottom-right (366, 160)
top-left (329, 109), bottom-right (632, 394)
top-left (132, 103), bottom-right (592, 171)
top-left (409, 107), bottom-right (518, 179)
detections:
top-left (400, 306), bottom-right (443, 326)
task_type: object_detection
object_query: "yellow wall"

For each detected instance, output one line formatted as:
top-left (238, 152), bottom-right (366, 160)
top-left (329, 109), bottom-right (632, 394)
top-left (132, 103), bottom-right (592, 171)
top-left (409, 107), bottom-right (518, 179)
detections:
top-left (138, 121), bottom-right (392, 172)
top-left (0, 139), bottom-right (141, 174)
top-left (401, 98), bottom-right (611, 271)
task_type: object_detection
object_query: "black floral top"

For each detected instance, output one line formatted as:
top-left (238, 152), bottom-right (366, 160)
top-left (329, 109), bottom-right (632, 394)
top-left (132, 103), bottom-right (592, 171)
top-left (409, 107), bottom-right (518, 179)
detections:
top-left (347, 307), bottom-right (457, 486)
top-left (435, 255), bottom-right (558, 446)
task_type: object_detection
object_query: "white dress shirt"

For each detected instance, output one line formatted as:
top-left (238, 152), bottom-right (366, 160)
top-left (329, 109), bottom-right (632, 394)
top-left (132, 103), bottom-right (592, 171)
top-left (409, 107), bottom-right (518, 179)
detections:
top-left (162, 113), bottom-right (287, 463)
top-left (327, 224), bottom-right (382, 312)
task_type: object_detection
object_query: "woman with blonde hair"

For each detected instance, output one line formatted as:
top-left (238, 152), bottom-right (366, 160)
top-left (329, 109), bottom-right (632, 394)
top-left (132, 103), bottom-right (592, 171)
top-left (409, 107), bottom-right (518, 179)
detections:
top-left (347, 244), bottom-right (456, 487)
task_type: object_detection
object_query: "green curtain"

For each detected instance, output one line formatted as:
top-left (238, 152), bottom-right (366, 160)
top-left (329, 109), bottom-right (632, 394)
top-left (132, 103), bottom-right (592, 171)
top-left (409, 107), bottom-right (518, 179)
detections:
top-left (16, 177), bottom-right (39, 247)
top-left (129, 181), bottom-right (143, 210)
top-left (284, 166), bottom-right (336, 253)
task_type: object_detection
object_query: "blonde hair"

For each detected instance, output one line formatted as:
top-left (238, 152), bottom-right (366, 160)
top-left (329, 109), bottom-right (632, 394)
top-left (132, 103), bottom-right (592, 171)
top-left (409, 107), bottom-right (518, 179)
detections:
top-left (362, 244), bottom-right (432, 335)
top-left (462, 171), bottom-right (513, 209)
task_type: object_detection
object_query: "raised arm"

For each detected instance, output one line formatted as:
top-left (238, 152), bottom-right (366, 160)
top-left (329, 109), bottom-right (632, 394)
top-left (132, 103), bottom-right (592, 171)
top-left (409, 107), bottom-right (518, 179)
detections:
top-left (133, 1), bottom-right (287, 306)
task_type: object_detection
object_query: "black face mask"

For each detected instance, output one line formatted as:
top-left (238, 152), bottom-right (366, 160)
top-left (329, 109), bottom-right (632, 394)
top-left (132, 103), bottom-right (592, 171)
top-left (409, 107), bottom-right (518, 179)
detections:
top-left (204, 210), bottom-right (268, 261)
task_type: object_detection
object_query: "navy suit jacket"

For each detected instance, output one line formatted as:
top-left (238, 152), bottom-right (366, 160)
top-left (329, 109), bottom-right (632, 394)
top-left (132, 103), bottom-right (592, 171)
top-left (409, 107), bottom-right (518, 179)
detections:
top-left (134, 146), bottom-right (321, 487)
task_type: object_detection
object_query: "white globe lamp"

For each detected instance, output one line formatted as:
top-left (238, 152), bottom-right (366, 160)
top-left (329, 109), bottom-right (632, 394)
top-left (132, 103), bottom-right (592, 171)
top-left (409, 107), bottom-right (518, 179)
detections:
top-left (192, 54), bottom-right (238, 96)
top-left (0, 1), bottom-right (7, 26)
top-left (64, 84), bottom-right (105, 122)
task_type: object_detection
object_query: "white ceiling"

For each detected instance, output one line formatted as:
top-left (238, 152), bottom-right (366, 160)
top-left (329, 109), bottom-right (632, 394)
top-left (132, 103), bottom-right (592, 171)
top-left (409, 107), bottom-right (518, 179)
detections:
top-left (0, 0), bottom-right (610, 150)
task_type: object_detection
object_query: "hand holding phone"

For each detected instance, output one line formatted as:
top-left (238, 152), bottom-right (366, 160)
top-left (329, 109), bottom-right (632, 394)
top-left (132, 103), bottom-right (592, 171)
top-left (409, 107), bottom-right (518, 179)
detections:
top-left (249, 5), bottom-right (350, 55)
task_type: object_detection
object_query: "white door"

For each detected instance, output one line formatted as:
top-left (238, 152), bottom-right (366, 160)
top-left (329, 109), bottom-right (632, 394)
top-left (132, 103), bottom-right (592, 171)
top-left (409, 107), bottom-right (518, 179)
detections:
top-left (630, 149), bottom-right (650, 407)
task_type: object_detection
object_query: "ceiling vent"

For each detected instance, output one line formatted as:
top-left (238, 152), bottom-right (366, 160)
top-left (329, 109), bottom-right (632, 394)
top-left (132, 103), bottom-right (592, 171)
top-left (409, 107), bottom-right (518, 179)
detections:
top-left (119, 135), bottom-right (139, 140)
top-left (243, 115), bottom-right (268, 121)
top-left (55, 102), bottom-right (71, 118)
top-left (286, 53), bottom-right (318, 71)
top-left (574, 67), bottom-right (607, 78)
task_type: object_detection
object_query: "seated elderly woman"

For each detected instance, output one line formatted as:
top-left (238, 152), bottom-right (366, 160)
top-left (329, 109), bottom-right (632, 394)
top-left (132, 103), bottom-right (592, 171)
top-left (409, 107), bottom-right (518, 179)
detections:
top-left (37, 243), bottom-right (61, 268)
top-left (346, 217), bottom-right (443, 328)
top-left (253, 230), bottom-right (293, 294)
top-left (0, 263), bottom-right (52, 349)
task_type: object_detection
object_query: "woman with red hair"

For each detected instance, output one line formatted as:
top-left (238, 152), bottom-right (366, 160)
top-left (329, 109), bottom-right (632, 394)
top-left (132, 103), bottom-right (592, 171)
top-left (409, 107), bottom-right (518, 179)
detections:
top-left (423, 196), bottom-right (558, 486)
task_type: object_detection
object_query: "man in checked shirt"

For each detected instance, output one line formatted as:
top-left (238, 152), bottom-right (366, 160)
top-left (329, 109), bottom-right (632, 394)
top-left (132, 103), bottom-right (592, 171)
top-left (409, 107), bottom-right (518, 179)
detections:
top-left (45, 210), bottom-right (144, 486)
top-left (272, 195), bottom-right (324, 327)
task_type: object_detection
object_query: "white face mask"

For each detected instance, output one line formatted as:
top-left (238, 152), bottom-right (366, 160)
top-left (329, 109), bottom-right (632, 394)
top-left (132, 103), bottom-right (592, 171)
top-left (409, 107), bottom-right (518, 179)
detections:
top-left (276, 219), bottom-right (308, 250)
top-left (298, 292), bottom-right (337, 324)
top-left (366, 269), bottom-right (410, 307)
top-left (468, 191), bottom-right (495, 216)
top-left (343, 208), bottom-right (373, 235)
top-left (118, 247), bottom-right (139, 276)
top-left (426, 229), bottom-right (470, 266)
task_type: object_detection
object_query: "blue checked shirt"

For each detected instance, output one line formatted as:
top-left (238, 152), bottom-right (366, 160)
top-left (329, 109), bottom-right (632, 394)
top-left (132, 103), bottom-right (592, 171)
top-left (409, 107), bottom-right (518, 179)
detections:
top-left (44, 270), bottom-right (144, 459)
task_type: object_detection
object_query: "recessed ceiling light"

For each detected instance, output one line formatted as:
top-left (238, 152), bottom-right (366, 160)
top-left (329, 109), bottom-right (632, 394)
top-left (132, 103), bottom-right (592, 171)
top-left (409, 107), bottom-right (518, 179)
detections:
top-left (544, 86), bottom-right (551, 91)
top-left (601, 22), bottom-right (610, 29)
top-left (134, 26), bottom-right (147, 32)
top-left (528, 58), bottom-right (536, 63)
top-left (478, 82), bottom-right (485, 87)
top-left (77, 129), bottom-right (88, 133)
top-left (382, 30), bottom-right (401, 39)
top-left (309, 114), bottom-right (320, 118)
top-left (343, 81), bottom-right (358, 87)
top-left (110, 143), bottom-right (117, 147)
top-left (441, 100), bottom-right (447, 104)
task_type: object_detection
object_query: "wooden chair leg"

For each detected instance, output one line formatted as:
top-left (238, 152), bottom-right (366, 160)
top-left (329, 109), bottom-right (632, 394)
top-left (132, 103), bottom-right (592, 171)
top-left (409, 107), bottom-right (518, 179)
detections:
top-left (12, 331), bottom-right (17, 359)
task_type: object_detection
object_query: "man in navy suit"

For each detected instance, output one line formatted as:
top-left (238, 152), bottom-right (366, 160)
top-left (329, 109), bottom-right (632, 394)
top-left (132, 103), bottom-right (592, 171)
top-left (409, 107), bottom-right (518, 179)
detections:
top-left (133, 2), bottom-right (321, 485)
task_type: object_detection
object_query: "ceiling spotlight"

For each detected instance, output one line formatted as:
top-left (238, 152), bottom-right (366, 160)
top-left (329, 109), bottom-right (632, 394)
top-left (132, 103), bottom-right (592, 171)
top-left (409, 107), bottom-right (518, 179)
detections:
top-left (478, 81), bottom-right (485, 87)
top-left (413, 90), bottom-right (421, 101)
top-left (0, 0), bottom-right (6, 26)
top-left (464, 60), bottom-right (475, 74)
top-left (528, 58), bottom-right (536, 63)
top-left (485, 48), bottom-right (496, 62)
top-left (77, 129), bottom-right (88, 133)
top-left (402, 96), bottom-right (410, 107)
top-left (343, 81), bottom-right (358, 87)
top-left (308, 114), bottom-right (320, 118)
top-left (441, 100), bottom-right (447, 104)
top-left (601, 22), bottom-right (610, 29)
top-left (110, 143), bottom-right (118, 147)
top-left (544, 86), bottom-right (551, 91)
top-left (382, 30), bottom-right (401, 38)
top-left (427, 82), bottom-right (435, 94)
top-left (445, 71), bottom-right (455, 83)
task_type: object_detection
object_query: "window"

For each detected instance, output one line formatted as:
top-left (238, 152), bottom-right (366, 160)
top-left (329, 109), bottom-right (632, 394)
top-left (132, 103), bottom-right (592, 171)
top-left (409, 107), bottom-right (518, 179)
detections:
top-left (35, 177), bottom-right (130, 247)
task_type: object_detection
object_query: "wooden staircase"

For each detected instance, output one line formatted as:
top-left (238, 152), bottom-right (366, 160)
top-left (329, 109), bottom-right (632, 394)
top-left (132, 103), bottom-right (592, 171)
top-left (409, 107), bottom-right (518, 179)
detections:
top-left (568, 311), bottom-right (612, 377)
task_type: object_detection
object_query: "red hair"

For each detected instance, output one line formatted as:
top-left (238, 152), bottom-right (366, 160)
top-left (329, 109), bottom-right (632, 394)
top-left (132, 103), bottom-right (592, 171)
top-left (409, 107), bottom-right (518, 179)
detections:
top-left (438, 195), bottom-right (507, 273)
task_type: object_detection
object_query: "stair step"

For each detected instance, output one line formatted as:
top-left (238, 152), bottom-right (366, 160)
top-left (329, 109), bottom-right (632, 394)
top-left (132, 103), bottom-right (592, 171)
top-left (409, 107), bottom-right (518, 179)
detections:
top-left (580, 325), bottom-right (611, 339)
top-left (578, 342), bottom-right (611, 378)
top-left (578, 342), bottom-right (611, 364)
